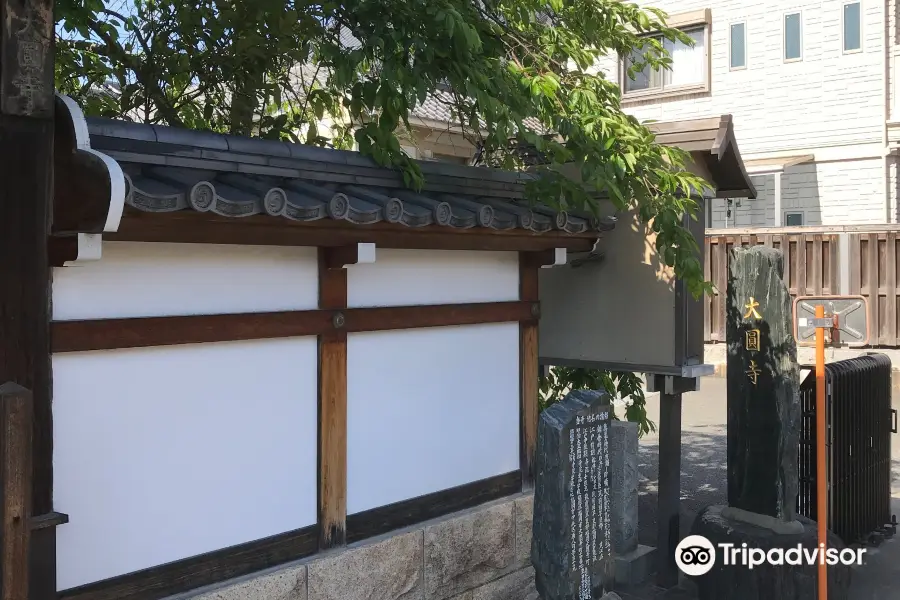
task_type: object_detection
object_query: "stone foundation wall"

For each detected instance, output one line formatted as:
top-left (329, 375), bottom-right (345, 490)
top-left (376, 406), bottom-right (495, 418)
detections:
top-left (169, 494), bottom-right (537, 600)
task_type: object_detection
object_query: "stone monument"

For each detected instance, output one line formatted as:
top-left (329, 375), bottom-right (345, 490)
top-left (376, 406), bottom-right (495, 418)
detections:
top-left (726, 246), bottom-right (800, 520)
top-left (690, 246), bottom-right (851, 599)
top-left (532, 389), bottom-right (614, 599)
top-left (609, 421), bottom-right (655, 588)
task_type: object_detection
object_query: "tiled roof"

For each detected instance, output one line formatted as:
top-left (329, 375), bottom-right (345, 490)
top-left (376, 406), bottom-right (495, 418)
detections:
top-left (86, 117), bottom-right (613, 234)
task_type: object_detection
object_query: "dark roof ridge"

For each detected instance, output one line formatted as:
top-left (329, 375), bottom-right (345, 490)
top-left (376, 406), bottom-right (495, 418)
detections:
top-left (85, 116), bottom-right (534, 187)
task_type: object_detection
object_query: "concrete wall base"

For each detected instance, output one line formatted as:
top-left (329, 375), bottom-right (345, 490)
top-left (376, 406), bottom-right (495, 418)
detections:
top-left (168, 494), bottom-right (538, 600)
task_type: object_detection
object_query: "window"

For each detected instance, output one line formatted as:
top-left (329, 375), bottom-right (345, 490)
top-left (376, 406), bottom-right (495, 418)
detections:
top-left (622, 25), bottom-right (709, 97)
top-left (785, 212), bottom-right (804, 226)
top-left (843, 2), bottom-right (862, 52)
top-left (784, 12), bottom-right (802, 61)
top-left (730, 22), bottom-right (747, 70)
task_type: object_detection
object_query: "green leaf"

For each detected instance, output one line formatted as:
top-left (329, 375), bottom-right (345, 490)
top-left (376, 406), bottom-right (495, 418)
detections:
top-left (55, 0), bottom-right (714, 299)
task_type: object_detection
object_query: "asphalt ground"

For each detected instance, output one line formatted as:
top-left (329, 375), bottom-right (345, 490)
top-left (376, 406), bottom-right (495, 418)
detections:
top-left (621, 376), bottom-right (900, 599)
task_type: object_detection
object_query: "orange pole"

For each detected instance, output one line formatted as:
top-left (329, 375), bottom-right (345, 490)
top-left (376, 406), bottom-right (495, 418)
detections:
top-left (815, 304), bottom-right (827, 600)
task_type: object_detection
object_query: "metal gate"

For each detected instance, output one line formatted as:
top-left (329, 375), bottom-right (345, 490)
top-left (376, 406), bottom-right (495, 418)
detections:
top-left (797, 353), bottom-right (897, 544)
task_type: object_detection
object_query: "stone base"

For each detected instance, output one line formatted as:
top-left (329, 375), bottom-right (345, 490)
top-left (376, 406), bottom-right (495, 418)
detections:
top-left (176, 493), bottom-right (538, 600)
top-left (614, 545), bottom-right (657, 589)
top-left (690, 505), bottom-right (852, 600)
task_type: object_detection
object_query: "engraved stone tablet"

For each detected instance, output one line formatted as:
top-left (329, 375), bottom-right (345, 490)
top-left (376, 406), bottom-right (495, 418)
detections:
top-left (532, 389), bottom-right (613, 600)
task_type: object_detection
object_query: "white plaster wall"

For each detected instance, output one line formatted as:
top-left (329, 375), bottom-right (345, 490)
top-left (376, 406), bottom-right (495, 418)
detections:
top-left (53, 338), bottom-right (319, 590)
top-left (347, 249), bottom-right (519, 307)
top-left (710, 158), bottom-right (885, 227)
top-left (52, 242), bottom-right (318, 320)
top-left (346, 323), bottom-right (520, 514)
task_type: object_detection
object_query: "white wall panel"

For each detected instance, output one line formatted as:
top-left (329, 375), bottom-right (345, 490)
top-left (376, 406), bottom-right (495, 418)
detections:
top-left (52, 242), bottom-right (318, 320)
top-left (346, 323), bottom-right (520, 514)
top-left (53, 338), bottom-right (318, 590)
top-left (347, 249), bottom-right (518, 308)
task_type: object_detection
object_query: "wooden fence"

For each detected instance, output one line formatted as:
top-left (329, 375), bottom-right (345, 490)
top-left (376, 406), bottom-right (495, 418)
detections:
top-left (704, 227), bottom-right (900, 346)
top-left (704, 231), bottom-right (840, 344)
top-left (849, 232), bottom-right (900, 347)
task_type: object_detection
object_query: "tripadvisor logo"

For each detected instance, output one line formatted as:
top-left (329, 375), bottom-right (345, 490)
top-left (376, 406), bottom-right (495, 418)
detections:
top-left (675, 535), bottom-right (866, 576)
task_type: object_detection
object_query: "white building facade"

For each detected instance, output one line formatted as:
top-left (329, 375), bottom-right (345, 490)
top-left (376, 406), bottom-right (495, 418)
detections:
top-left (601, 0), bottom-right (900, 227)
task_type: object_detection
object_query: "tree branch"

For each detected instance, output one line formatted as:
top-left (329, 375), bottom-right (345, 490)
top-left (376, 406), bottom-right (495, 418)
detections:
top-left (84, 18), bottom-right (185, 127)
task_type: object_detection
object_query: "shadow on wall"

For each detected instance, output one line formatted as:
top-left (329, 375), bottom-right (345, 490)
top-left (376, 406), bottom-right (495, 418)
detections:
top-left (710, 165), bottom-right (821, 228)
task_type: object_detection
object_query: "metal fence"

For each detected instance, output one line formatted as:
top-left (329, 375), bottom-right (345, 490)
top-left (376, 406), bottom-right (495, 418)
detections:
top-left (797, 354), bottom-right (897, 544)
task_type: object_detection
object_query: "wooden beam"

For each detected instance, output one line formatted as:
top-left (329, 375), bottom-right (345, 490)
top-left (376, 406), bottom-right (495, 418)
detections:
top-left (318, 248), bottom-right (347, 551)
top-left (0, 383), bottom-right (33, 600)
top-left (29, 512), bottom-right (68, 532)
top-left (49, 234), bottom-right (102, 267)
top-left (323, 243), bottom-right (376, 270)
top-left (341, 301), bottom-right (537, 333)
top-left (519, 252), bottom-right (541, 490)
top-left (107, 210), bottom-right (599, 253)
top-left (346, 471), bottom-right (520, 544)
top-left (521, 247), bottom-right (566, 269)
top-left (52, 311), bottom-right (333, 353)
top-left (50, 301), bottom-right (538, 353)
top-left (49, 237), bottom-right (80, 267)
top-left (57, 525), bottom-right (318, 600)
top-left (0, 0), bottom-right (56, 597)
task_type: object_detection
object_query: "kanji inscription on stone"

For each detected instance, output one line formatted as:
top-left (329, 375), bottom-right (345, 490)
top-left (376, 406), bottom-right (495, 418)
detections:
top-left (726, 246), bottom-right (800, 521)
top-left (532, 389), bottom-right (613, 599)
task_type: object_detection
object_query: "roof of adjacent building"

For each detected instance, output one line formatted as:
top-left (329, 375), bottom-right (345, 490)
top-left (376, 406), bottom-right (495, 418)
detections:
top-left (647, 115), bottom-right (757, 200)
top-left (86, 117), bottom-right (613, 234)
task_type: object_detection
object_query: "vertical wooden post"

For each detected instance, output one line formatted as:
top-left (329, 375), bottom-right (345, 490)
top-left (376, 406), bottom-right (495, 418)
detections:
top-left (519, 252), bottom-right (540, 491)
top-left (0, 0), bottom-right (56, 598)
top-left (0, 383), bottom-right (33, 600)
top-left (318, 248), bottom-right (348, 549)
top-left (655, 380), bottom-right (683, 589)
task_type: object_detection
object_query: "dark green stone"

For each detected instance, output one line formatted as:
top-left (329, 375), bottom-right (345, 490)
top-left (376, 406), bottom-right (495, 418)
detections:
top-left (726, 246), bottom-right (800, 521)
top-left (532, 390), bottom-right (614, 600)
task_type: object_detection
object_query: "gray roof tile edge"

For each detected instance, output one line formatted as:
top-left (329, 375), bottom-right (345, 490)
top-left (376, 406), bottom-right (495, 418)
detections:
top-left (123, 168), bottom-right (605, 233)
top-left (92, 116), bottom-right (609, 235)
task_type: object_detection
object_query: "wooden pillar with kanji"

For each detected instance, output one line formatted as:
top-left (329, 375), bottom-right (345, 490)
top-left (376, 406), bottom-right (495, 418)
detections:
top-left (0, 0), bottom-right (56, 598)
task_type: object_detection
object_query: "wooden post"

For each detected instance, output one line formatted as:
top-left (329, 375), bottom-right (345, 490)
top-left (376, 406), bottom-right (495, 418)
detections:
top-left (519, 252), bottom-right (542, 490)
top-left (0, 383), bottom-right (33, 600)
top-left (651, 374), bottom-right (694, 589)
top-left (0, 0), bottom-right (56, 598)
top-left (317, 248), bottom-right (348, 549)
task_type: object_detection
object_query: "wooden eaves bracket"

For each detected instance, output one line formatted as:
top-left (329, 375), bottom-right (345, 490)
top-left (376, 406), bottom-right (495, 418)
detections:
top-left (48, 95), bottom-right (126, 267)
